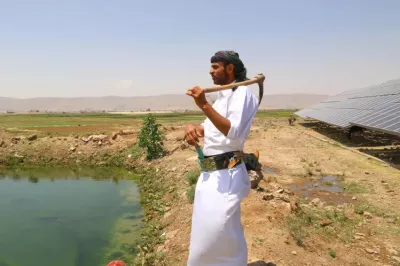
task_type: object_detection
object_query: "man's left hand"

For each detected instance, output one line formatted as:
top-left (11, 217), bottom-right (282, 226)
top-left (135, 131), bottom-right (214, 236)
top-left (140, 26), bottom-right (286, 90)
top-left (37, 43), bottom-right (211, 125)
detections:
top-left (186, 86), bottom-right (208, 109)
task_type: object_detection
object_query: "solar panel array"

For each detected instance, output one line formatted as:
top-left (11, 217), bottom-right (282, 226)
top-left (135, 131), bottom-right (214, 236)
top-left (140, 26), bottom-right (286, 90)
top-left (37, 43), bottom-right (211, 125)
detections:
top-left (295, 78), bottom-right (400, 136)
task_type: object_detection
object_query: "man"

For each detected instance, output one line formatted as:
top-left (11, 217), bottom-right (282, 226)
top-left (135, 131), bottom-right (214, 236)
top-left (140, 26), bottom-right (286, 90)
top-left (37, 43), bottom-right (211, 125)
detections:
top-left (288, 115), bottom-right (296, 126)
top-left (185, 51), bottom-right (259, 266)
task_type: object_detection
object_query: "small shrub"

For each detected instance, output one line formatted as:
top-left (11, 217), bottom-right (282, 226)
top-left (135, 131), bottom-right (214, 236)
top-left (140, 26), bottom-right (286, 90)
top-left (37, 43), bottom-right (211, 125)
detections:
top-left (354, 204), bottom-right (369, 215)
top-left (306, 167), bottom-right (313, 176)
top-left (138, 114), bottom-right (165, 160)
top-left (187, 185), bottom-right (196, 204)
top-left (329, 249), bottom-right (336, 258)
top-left (187, 169), bottom-right (200, 186)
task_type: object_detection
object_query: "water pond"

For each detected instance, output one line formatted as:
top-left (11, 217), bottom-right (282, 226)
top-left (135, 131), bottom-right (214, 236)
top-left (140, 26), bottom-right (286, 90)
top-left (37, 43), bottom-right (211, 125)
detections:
top-left (0, 167), bottom-right (143, 266)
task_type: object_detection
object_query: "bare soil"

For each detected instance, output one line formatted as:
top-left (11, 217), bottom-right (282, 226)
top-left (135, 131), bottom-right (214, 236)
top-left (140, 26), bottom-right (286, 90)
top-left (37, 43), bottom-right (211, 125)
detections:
top-left (28, 125), bottom-right (124, 133)
top-left (155, 118), bottom-right (400, 266)
top-left (1, 117), bottom-right (399, 266)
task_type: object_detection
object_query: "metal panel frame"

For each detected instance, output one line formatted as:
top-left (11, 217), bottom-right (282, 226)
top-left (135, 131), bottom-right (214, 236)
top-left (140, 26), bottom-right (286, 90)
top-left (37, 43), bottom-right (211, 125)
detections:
top-left (295, 78), bottom-right (400, 136)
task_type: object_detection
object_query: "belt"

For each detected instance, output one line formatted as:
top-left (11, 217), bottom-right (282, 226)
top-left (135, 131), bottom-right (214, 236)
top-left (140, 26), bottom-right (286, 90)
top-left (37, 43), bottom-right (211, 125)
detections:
top-left (198, 151), bottom-right (244, 172)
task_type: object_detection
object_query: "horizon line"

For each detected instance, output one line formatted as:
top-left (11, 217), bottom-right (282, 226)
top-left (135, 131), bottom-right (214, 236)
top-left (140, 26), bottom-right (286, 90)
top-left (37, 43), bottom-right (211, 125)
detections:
top-left (0, 92), bottom-right (332, 100)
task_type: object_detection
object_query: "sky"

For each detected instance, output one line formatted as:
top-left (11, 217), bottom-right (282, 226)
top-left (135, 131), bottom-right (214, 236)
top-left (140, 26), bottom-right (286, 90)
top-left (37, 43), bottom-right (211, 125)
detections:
top-left (0, 0), bottom-right (399, 98)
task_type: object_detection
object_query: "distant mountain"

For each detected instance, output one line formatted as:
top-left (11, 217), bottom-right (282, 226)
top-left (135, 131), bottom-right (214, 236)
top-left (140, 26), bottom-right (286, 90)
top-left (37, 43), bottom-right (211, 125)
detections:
top-left (0, 94), bottom-right (328, 113)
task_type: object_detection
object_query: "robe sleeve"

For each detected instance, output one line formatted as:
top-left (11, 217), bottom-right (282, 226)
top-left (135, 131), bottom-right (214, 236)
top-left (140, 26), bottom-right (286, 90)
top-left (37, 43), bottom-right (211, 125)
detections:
top-left (226, 87), bottom-right (258, 140)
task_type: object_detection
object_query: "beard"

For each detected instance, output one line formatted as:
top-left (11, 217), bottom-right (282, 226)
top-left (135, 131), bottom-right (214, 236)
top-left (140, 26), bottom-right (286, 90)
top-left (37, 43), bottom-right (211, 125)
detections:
top-left (212, 70), bottom-right (229, 85)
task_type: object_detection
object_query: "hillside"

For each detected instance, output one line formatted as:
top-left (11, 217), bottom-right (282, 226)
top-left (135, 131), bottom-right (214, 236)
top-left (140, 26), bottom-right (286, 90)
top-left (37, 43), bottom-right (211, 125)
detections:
top-left (0, 94), bottom-right (328, 112)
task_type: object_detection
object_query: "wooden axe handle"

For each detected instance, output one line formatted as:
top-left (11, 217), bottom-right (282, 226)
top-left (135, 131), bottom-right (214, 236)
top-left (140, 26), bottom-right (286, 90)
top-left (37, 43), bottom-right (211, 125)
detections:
top-left (203, 73), bottom-right (265, 93)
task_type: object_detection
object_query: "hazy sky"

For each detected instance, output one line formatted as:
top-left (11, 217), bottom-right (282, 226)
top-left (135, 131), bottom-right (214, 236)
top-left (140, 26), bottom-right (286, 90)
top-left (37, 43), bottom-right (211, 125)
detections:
top-left (1, 0), bottom-right (399, 98)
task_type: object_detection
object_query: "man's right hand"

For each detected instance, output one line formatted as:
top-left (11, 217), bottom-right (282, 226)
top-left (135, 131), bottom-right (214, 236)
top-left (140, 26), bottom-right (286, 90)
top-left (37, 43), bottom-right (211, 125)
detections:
top-left (184, 124), bottom-right (204, 146)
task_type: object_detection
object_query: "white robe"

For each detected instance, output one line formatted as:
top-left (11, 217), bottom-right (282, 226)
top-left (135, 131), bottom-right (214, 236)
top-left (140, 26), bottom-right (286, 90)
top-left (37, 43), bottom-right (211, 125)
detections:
top-left (187, 84), bottom-right (259, 266)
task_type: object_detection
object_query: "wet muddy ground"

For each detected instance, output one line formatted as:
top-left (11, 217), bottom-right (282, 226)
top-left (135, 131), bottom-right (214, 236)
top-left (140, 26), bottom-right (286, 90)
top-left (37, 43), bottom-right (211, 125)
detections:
top-left (286, 175), bottom-right (355, 205)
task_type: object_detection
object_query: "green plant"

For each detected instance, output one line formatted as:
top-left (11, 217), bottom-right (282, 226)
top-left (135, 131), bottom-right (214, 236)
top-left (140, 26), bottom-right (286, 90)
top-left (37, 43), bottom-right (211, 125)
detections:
top-left (187, 185), bottom-right (196, 204)
top-left (138, 114), bottom-right (165, 160)
top-left (131, 167), bottom-right (167, 266)
top-left (187, 169), bottom-right (200, 186)
top-left (287, 204), bottom-right (360, 246)
top-left (342, 182), bottom-right (369, 193)
top-left (329, 248), bottom-right (336, 258)
top-left (128, 144), bottom-right (143, 159)
top-left (287, 210), bottom-right (311, 246)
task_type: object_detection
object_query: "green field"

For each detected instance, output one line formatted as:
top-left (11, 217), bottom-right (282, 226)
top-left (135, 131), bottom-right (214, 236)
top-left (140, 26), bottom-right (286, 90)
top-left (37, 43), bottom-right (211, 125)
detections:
top-left (0, 109), bottom-right (296, 131)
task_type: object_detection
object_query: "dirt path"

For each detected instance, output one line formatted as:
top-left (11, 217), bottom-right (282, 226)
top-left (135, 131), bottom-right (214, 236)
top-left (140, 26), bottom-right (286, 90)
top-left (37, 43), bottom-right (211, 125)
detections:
top-left (156, 118), bottom-right (400, 266)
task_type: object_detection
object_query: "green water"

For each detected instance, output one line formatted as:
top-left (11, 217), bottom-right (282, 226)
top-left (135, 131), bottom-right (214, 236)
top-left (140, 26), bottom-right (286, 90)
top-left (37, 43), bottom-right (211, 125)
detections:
top-left (0, 167), bottom-right (143, 266)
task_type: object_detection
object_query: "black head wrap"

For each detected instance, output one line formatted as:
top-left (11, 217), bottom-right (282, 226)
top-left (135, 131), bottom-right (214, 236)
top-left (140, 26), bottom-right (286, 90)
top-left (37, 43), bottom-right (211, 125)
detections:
top-left (210, 51), bottom-right (249, 82)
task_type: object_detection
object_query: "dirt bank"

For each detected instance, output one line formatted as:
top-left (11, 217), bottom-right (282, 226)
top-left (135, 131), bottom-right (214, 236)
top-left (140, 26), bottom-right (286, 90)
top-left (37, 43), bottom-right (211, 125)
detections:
top-left (1, 118), bottom-right (400, 266)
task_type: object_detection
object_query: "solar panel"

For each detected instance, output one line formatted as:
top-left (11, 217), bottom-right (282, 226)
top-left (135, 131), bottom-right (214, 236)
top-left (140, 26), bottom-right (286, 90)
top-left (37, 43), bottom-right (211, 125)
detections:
top-left (350, 102), bottom-right (400, 136)
top-left (295, 78), bottom-right (400, 136)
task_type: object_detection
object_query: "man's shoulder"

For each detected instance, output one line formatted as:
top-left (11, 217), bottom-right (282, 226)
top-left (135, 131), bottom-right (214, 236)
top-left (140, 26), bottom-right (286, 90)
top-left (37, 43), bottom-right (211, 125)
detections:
top-left (236, 85), bottom-right (258, 100)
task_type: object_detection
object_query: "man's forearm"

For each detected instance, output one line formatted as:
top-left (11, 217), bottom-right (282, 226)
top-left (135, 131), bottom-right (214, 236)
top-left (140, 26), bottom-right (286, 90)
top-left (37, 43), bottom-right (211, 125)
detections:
top-left (200, 103), bottom-right (231, 136)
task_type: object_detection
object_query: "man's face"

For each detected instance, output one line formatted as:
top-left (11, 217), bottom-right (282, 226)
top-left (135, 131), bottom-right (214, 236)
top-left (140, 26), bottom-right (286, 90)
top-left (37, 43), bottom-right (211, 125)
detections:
top-left (209, 62), bottom-right (229, 85)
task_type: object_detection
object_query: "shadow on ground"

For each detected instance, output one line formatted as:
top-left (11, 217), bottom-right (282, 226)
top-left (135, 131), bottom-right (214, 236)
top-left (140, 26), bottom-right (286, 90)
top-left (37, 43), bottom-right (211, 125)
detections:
top-left (298, 121), bottom-right (400, 169)
top-left (300, 121), bottom-right (399, 148)
top-left (248, 261), bottom-right (276, 266)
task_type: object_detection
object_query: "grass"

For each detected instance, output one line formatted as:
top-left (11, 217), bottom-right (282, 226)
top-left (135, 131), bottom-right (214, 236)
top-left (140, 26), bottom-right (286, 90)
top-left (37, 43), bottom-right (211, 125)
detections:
top-left (0, 112), bottom-right (201, 131)
top-left (186, 168), bottom-right (200, 204)
top-left (287, 210), bottom-right (310, 246)
top-left (253, 237), bottom-right (265, 244)
top-left (127, 144), bottom-right (143, 159)
top-left (0, 110), bottom-right (296, 130)
top-left (287, 205), bottom-right (360, 246)
top-left (342, 182), bottom-right (370, 193)
top-left (354, 203), bottom-right (386, 217)
top-left (354, 203), bottom-right (371, 215)
top-left (187, 169), bottom-right (200, 186)
top-left (130, 167), bottom-right (169, 266)
top-left (329, 248), bottom-right (336, 258)
top-left (257, 109), bottom-right (297, 118)
top-left (186, 186), bottom-right (196, 204)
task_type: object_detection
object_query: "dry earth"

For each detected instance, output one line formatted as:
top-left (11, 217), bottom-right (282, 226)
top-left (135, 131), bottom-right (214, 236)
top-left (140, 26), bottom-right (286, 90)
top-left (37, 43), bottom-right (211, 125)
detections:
top-left (153, 118), bottom-right (400, 266)
top-left (1, 117), bottom-right (400, 266)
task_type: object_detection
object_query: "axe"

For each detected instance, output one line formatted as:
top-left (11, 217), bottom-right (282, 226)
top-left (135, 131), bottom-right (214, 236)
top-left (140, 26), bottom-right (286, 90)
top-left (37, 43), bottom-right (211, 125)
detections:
top-left (186, 73), bottom-right (266, 163)
top-left (203, 73), bottom-right (265, 106)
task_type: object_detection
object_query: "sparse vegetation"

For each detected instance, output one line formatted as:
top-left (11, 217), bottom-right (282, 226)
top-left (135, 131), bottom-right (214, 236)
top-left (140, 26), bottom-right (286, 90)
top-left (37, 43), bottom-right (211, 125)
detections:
top-left (186, 185), bottom-right (196, 204)
top-left (187, 169), bottom-right (200, 186)
top-left (131, 167), bottom-right (168, 266)
top-left (342, 182), bottom-right (369, 193)
top-left (186, 168), bottom-right (200, 204)
top-left (354, 203), bottom-right (386, 217)
top-left (287, 210), bottom-right (311, 246)
top-left (127, 144), bottom-right (143, 159)
top-left (1, 111), bottom-right (399, 266)
top-left (329, 248), bottom-right (336, 258)
top-left (287, 205), bottom-right (360, 246)
top-left (256, 109), bottom-right (297, 117)
top-left (254, 237), bottom-right (265, 244)
top-left (354, 203), bottom-right (369, 215)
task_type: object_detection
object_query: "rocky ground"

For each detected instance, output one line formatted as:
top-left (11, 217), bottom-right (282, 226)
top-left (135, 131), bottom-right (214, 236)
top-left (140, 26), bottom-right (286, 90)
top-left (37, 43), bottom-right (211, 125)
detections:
top-left (1, 117), bottom-right (400, 266)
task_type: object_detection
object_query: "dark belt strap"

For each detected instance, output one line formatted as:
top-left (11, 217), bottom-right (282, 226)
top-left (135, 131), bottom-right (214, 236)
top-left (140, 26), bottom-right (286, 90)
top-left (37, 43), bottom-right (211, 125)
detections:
top-left (199, 151), bottom-right (244, 172)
